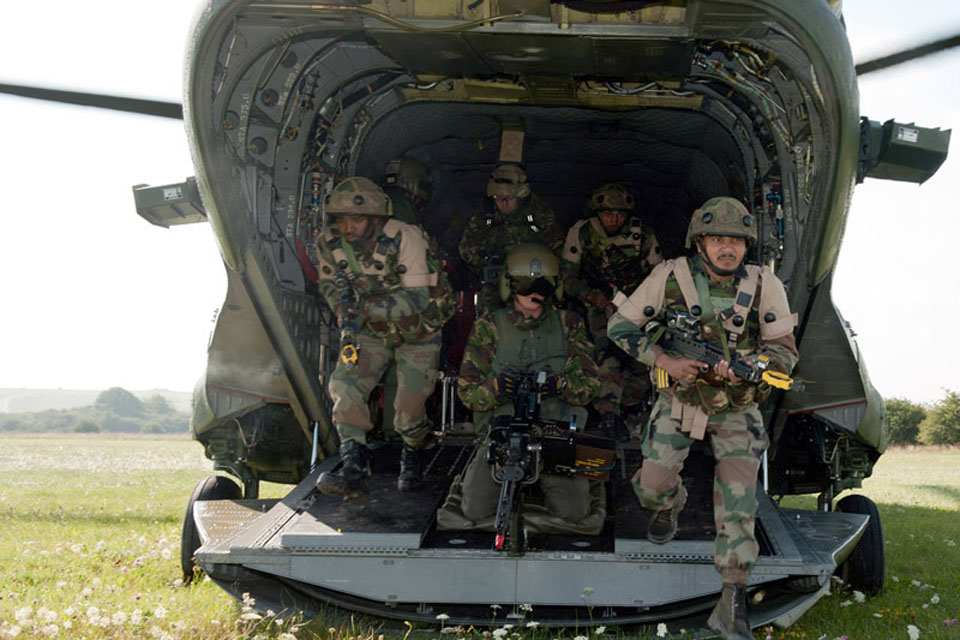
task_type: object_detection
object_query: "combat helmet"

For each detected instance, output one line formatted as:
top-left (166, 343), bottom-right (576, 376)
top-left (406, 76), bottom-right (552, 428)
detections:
top-left (383, 156), bottom-right (431, 204)
top-left (325, 176), bottom-right (393, 217)
top-left (486, 164), bottom-right (531, 199)
top-left (684, 196), bottom-right (756, 248)
top-left (589, 182), bottom-right (636, 212)
top-left (499, 243), bottom-right (563, 302)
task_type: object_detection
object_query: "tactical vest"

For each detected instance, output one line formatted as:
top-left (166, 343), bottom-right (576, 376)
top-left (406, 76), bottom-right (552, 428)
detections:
top-left (321, 219), bottom-right (453, 346)
top-left (483, 306), bottom-right (580, 426)
top-left (569, 217), bottom-right (650, 297)
top-left (667, 257), bottom-right (767, 416)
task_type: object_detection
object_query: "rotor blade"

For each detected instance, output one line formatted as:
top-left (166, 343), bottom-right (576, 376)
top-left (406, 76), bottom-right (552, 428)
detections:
top-left (856, 33), bottom-right (960, 75)
top-left (0, 83), bottom-right (183, 119)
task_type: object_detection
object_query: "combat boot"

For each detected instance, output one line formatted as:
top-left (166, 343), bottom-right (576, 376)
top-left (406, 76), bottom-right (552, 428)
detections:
top-left (397, 434), bottom-right (437, 492)
top-left (706, 582), bottom-right (752, 640)
top-left (647, 483), bottom-right (687, 544)
top-left (316, 440), bottom-right (370, 499)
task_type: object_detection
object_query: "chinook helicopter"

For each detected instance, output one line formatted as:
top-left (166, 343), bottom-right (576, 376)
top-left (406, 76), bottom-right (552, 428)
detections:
top-left (3, 0), bottom-right (954, 634)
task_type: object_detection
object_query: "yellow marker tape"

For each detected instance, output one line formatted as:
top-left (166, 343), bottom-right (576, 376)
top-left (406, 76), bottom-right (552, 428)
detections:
top-left (655, 367), bottom-right (671, 390)
top-left (761, 370), bottom-right (794, 390)
top-left (341, 343), bottom-right (358, 365)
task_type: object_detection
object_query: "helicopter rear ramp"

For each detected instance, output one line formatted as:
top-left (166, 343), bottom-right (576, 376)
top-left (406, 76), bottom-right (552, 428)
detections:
top-left (193, 443), bottom-right (867, 632)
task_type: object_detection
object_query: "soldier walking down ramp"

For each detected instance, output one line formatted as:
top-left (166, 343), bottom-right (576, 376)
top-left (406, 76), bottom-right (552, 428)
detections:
top-left (607, 197), bottom-right (799, 640)
top-left (313, 177), bottom-right (454, 497)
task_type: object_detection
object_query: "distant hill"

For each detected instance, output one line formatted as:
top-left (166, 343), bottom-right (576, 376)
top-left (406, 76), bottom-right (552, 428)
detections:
top-left (0, 388), bottom-right (193, 414)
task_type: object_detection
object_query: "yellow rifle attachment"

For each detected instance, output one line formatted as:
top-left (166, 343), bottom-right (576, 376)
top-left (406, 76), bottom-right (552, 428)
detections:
top-left (340, 342), bottom-right (359, 366)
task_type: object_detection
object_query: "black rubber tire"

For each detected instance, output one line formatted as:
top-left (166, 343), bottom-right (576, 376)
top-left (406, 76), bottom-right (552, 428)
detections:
top-left (180, 475), bottom-right (242, 584)
top-left (835, 494), bottom-right (885, 595)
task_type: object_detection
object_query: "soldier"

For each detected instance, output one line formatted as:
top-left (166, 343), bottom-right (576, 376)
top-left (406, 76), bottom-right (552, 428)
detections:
top-left (437, 243), bottom-right (603, 534)
top-left (314, 177), bottom-right (454, 497)
top-left (607, 197), bottom-right (799, 640)
top-left (458, 164), bottom-right (564, 315)
top-left (382, 155), bottom-right (431, 227)
top-left (562, 182), bottom-right (662, 437)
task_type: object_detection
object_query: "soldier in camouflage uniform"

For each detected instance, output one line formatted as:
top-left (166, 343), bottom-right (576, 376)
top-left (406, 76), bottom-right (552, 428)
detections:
top-left (607, 197), bottom-right (798, 640)
top-left (382, 156), bottom-right (431, 227)
top-left (438, 243), bottom-right (603, 533)
top-left (459, 164), bottom-right (564, 315)
top-left (313, 177), bottom-right (454, 498)
top-left (562, 183), bottom-right (662, 437)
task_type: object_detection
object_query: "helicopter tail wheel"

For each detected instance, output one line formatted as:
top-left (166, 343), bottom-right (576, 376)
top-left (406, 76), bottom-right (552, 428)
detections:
top-left (180, 475), bottom-right (242, 584)
top-left (835, 494), bottom-right (885, 595)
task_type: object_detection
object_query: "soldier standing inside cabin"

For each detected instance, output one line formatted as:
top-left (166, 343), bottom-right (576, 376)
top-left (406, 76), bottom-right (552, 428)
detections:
top-left (382, 155), bottom-right (431, 228)
top-left (314, 177), bottom-right (454, 497)
top-left (607, 197), bottom-right (799, 640)
top-left (436, 243), bottom-right (604, 534)
top-left (562, 182), bottom-right (662, 438)
top-left (459, 164), bottom-right (564, 315)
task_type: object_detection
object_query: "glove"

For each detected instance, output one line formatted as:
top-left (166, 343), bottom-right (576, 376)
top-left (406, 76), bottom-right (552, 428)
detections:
top-left (543, 374), bottom-right (567, 397)
top-left (495, 372), bottom-right (520, 399)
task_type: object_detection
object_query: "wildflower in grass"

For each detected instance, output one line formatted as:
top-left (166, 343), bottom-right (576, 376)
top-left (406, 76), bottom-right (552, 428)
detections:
top-left (40, 625), bottom-right (58, 637)
top-left (839, 600), bottom-right (852, 607)
top-left (874, 613), bottom-right (883, 618)
top-left (492, 628), bottom-right (509, 638)
top-left (573, 635), bottom-right (589, 640)
top-left (891, 576), bottom-right (900, 583)
top-left (911, 580), bottom-right (922, 587)
top-left (131, 609), bottom-right (143, 625)
top-left (657, 622), bottom-right (668, 637)
top-left (526, 621), bottom-right (540, 629)
top-left (242, 592), bottom-right (256, 607)
top-left (240, 611), bottom-right (263, 621)
top-left (907, 624), bottom-right (920, 640)
top-left (4, 625), bottom-right (23, 638)
top-left (13, 607), bottom-right (32, 625)
top-left (594, 626), bottom-right (606, 635)
top-left (154, 605), bottom-right (167, 619)
top-left (853, 590), bottom-right (866, 603)
top-left (942, 619), bottom-right (958, 627)
top-left (280, 634), bottom-right (298, 640)
top-left (520, 603), bottom-right (533, 612)
top-left (112, 611), bottom-right (128, 625)
top-left (80, 587), bottom-right (92, 598)
top-left (930, 594), bottom-right (940, 604)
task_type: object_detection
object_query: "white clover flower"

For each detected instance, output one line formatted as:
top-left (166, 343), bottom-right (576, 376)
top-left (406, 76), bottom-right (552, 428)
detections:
top-left (70, 544), bottom-right (83, 554)
top-left (526, 621), bottom-right (540, 628)
top-left (96, 540), bottom-right (106, 551)
top-left (161, 549), bottom-right (172, 560)
top-left (492, 628), bottom-right (509, 638)
top-left (91, 577), bottom-right (102, 587)
top-left (39, 609), bottom-right (57, 624)
top-left (502, 624), bottom-right (514, 630)
top-left (657, 622), bottom-right (668, 637)
top-left (13, 607), bottom-right (32, 624)
top-left (61, 621), bottom-right (71, 630)
top-left (240, 612), bottom-right (263, 621)
top-left (242, 592), bottom-right (256, 607)
top-left (131, 610), bottom-right (143, 625)
top-left (80, 587), bottom-right (92, 598)
top-left (907, 624), bottom-right (920, 640)
top-left (112, 611), bottom-right (128, 625)
top-left (853, 590), bottom-right (865, 603)
top-left (594, 625), bottom-right (606, 634)
top-left (172, 621), bottom-right (186, 632)
top-left (40, 624), bottom-right (59, 637)
top-left (891, 576), bottom-right (900, 583)
top-left (85, 606), bottom-right (100, 620)
top-left (154, 605), bottom-right (167, 619)
top-left (5, 625), bottom-right (22, 638)
top-left (931, 594), bottom-right (940, 604)
top-left (911, 579), bottom-right (922, 587)
top-left (63, 608), bottom-right (75, 618)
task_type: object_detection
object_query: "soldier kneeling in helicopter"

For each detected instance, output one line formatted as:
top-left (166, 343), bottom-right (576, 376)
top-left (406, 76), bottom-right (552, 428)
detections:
top-left (436, 243), bottom-right (607, 538)
top-left (607, 197), bottom-right (799, 640)
top-left (313, 177), bottom-right (454, 498)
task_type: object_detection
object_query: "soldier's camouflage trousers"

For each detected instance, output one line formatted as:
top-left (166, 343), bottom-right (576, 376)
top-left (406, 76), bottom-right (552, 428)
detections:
top-left (328, 331), bottom-right (441, 447)
top-left (635, 394), bottom-right (768, 580)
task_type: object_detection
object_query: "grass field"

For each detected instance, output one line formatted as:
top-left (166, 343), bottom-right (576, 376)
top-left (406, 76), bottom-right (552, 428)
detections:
top-left (0, 435), bottom-right (957, 639)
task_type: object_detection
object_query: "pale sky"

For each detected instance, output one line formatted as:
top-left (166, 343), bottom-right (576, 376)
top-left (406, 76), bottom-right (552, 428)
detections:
top-left (0, 1), bottom-right (957, 404)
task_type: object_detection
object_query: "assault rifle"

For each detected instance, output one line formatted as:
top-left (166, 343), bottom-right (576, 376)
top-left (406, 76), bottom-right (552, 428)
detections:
top-left (645, 310), bottom-right (803, 391)
top-left (333, 270), bottom-right (360, 367)
top-left (486, 371), bottom-right (615, 555)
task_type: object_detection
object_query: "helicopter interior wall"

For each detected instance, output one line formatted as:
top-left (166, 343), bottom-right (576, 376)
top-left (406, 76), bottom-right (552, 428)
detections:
top-left (353, 101), bottom-right (748, 258)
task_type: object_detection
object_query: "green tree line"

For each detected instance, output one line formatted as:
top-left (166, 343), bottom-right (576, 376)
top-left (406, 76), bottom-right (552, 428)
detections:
top-left (0, 386), bottom-right (189, 434)
top-left (886, 389), bottom-right (960, 445)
